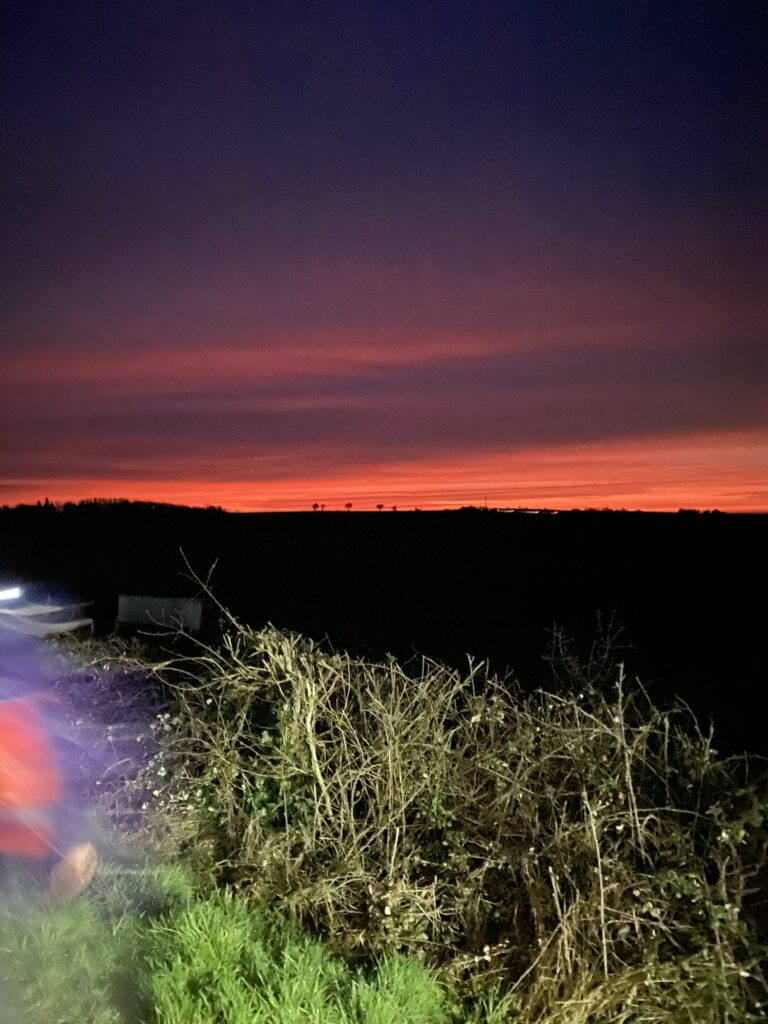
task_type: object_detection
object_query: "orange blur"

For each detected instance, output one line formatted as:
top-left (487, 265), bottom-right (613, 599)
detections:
top-left (0, 699), bottom-right (62, 858)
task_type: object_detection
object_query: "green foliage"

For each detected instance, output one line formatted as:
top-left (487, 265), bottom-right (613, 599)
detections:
top-left (0, 885), bottom-right (143, 1024)
top-left (0, 866), bottom-right (456, 1024)
top-left (352, 957), bottom-right (452, 1024)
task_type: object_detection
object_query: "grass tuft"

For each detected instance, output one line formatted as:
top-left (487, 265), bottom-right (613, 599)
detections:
top-left (1, 865), bottom-right (455, 1023)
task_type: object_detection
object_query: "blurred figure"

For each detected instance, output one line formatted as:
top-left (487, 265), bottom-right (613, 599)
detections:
top-left (0, 618), bottom-right (97, 900)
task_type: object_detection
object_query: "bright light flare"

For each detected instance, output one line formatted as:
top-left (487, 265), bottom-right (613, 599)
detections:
top-left (0, 587), bottom-right (22, 602)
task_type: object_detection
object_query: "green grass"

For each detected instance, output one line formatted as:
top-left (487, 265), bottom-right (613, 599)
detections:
top-left (0, 864), bottom-right (480, 1023)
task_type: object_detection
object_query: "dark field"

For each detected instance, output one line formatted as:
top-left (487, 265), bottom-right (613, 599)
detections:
top-left (2, 504), bottom-right (766, 755)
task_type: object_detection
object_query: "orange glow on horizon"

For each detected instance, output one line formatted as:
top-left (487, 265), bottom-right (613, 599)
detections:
top-left (3, 433), bottom-right (766, 514)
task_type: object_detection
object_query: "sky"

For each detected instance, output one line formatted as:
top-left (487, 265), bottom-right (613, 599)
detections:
top-left (1, 1), bottom-right (767, 512)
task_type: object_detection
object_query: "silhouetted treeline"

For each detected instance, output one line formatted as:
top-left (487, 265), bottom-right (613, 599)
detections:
top-left (3, 497), bottom-right (225, 514)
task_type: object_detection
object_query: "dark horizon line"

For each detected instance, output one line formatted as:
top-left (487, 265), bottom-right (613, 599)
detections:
top-left (2, 498), bottom-right (762, 517)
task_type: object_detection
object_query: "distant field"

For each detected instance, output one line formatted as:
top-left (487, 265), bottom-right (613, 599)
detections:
top-left (2, 505), bottom-right (766, 754)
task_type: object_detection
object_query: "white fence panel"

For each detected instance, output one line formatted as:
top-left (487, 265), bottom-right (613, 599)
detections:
top-left (117, 595), bottom-right (202, 632)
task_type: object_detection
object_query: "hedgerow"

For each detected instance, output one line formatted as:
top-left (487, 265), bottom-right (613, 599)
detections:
top-left (82, 617), bottom-right (768, 1023)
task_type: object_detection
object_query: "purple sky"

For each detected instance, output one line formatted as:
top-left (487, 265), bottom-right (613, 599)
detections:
top-left (2, 1), bottom-right (766, 510)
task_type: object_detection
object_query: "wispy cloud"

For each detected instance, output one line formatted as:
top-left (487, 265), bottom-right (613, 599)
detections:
top-left (3, 336), bottom-right (765, 448)
top-left (3, 433), bottom-right (766, 513)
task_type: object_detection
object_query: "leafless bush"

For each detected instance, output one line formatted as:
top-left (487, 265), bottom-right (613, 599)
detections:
top-left (111, 617), bottom-right (768, 1022)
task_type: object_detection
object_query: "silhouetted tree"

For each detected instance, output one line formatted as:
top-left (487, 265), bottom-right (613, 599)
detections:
top-left (345, 502), bottom-right (353, 512)
top-left (376, 504), bottom-right (384, 512)
top-left (312, 502), bottom-right (319, 512)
